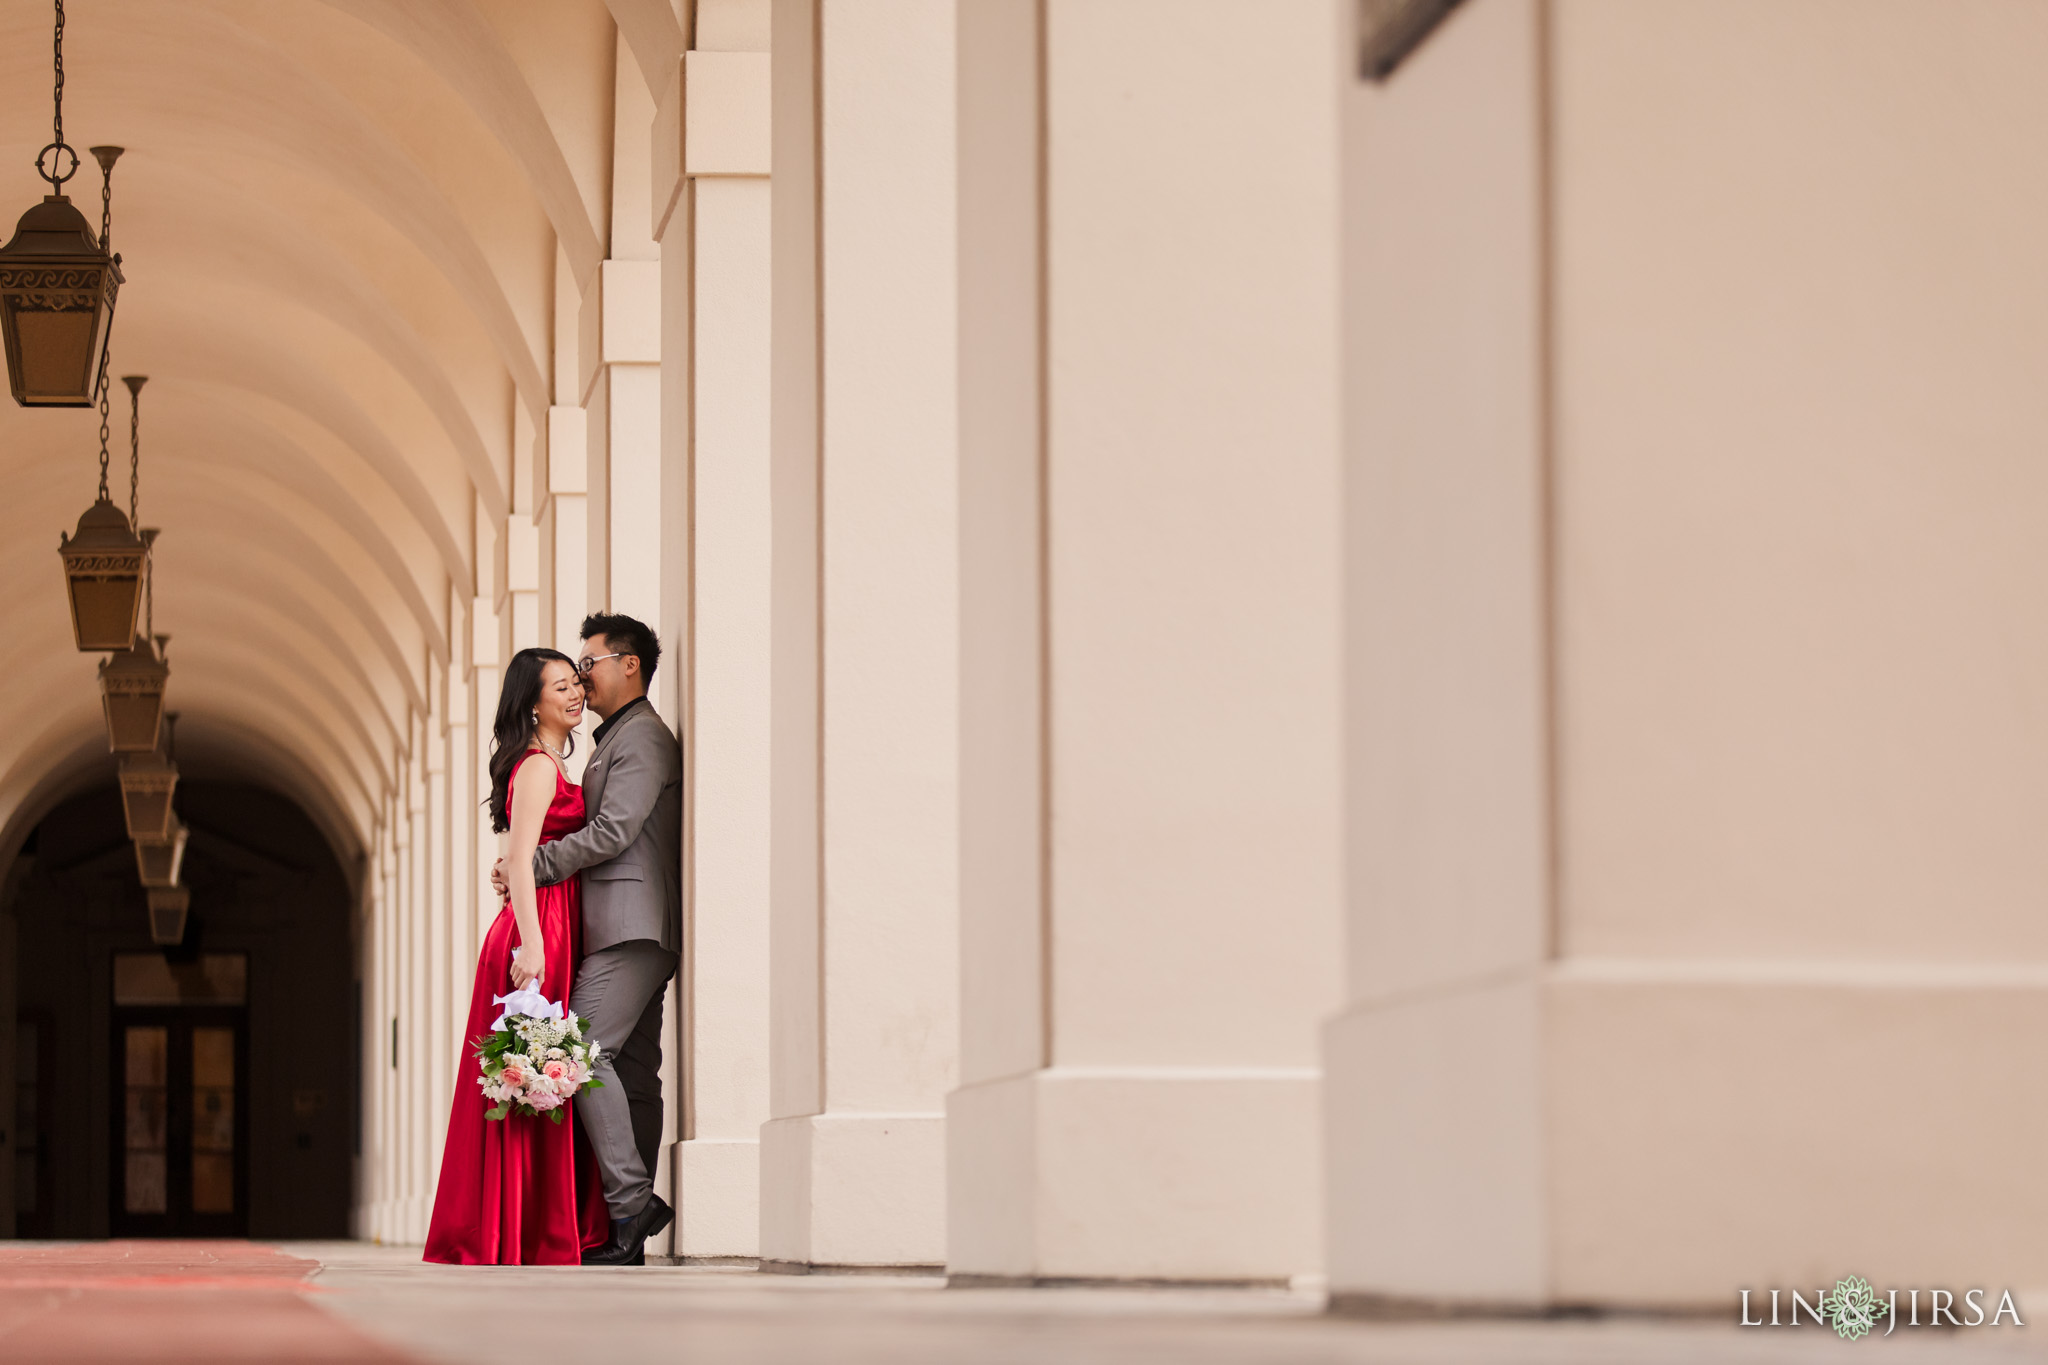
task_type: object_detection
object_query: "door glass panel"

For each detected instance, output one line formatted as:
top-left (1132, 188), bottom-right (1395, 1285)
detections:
top-left (123, 1025), bottom-right (168, 1214)
top-left (190, 1026), bottom-right (235, 1214)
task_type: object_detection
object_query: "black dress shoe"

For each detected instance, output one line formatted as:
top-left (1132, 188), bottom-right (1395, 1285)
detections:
top-left (582, 1194), bottom-right (672, 1267)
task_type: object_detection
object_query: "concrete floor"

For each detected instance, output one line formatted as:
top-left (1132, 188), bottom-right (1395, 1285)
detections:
top-left (298, 1243), bottom-right (2046, 1365)
top-left (7, 1240), bottom-right (2046, 1364)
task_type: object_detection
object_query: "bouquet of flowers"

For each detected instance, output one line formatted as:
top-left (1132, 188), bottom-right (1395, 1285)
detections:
top-left (474, 987), bottom-right (603, 1123)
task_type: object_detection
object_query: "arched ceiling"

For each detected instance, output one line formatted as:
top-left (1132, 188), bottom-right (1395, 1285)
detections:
top-left (0, 0), bottom-right (649, 868)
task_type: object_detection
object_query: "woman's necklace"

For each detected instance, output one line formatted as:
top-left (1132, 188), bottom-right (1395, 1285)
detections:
top-left (535, 734), bottom-right (568, 764)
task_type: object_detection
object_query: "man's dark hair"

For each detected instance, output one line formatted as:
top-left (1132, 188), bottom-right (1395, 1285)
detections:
top-left (581, 612), bottom-right (661, 685)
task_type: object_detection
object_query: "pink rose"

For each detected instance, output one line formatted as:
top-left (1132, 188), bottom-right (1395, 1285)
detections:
top-left (543, 1059), bottom-right (570, 1082)
top-left (500, 1064), bottom-right (527, 1088)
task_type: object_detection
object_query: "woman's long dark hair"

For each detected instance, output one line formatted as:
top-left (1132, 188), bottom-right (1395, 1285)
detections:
top-left (487, 647), bottom-right (578, 832)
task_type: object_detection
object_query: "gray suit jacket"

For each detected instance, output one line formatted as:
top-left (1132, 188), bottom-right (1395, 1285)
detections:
top-left (533, 698), bottom-right (682, 955)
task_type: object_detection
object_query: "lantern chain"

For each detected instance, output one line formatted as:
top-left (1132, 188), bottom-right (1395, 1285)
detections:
top-left (37, 0), bottom-right (75, 190)
top-left (95, 346), bottom-right (110, 502)
top-left (52, 0), bottom-right (63, 158)
top-left (128, 376), bottom-right (139, 532)
top-left (130, 376), bottom-right (149, 650)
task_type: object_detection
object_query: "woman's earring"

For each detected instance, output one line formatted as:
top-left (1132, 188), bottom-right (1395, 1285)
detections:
top-left (531, 710), bottom-right (539, 723)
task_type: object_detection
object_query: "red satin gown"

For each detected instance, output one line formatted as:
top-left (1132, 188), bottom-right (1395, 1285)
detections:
top-left (424, 757), bottom-right (609, 1264)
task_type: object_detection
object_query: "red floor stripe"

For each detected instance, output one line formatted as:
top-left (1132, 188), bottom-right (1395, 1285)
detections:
top-left (0, 1241), bottom-right (415, 1364)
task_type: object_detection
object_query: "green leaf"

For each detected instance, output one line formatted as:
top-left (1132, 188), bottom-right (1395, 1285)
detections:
top-left (484, 1105), bottom-right (510, 1121)
top-left (548, 1108), bottom-right (565, 1125)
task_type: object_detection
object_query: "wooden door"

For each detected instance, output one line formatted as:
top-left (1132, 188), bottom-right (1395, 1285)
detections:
top-left (109, 1008), bottom-right (248, 1237)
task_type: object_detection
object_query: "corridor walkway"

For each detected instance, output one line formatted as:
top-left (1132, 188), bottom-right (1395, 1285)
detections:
top-left (7, 1240), bottom-right (2040, 1364)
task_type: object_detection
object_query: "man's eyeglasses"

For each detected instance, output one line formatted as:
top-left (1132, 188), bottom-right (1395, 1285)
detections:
top-left (576, 651), bottom-right (625, 677)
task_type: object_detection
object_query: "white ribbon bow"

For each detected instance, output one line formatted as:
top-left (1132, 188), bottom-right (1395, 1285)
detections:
top-left (490, 987), bottom-right (563, 1032)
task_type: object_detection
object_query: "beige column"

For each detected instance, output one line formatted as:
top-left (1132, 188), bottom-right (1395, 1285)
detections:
top-left (471, 502), bottom-right (513, 1175)
top-left (361, 819), bottom-right (389, 1239)
top-left (947, 0), bottom-right (1044, 1278)
top-left (374, 802), bottom-right (400, 1240)
top-left (505, 416), bottom-right (542, 654)
top-left (470, 635), bottom-right (503, 966)
top-left (380, 813), bottom-right (397, 1244)
top-left (466, 504), bottom-right (501, 984)
top-left (588, 39), bottom-right (679, 1251)
top-left (445, 596), bottom-right (477, 1115)
top-left (545, 240), bottom-right (591, 675)
top-left (397, 729), bottom-right (415, 1241)
top-left (761, 0), bottom-right (824, 1262)
top-left (542, 468), bottom-right (589, 669)
top-left (652, 0), bottom-right (774, 1260)
top-left (760, 0), bottom-right (958, 1272)
top-left (948, 0), bottom-right (1344, 1284)
top-left (359, 831), bottom-right (377, 1241)
top-left (1331, 0), bottom-right (2048, 1310)
top-left (424, 660), bottom-right (452, 1209)
top-left (405, 723), bottom-right (432, 1240)
top-left (605, 36), bottom-right (665, 634)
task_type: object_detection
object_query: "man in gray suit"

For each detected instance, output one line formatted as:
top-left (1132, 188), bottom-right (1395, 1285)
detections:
top-left (496, 612), bottom-right (680, 1265)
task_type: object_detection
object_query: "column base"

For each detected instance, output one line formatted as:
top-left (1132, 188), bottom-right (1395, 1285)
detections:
top-left (758, 1112), bottom-right (945, 1268)
top-left (761, 1259), bottom-right (944, 1277)
top-left (946, 1066), bottom-right (1321, 1282)
top-left (1322, 973), bottom-right (1547, 1309)
top-left (675, 1136), bottom-right (761, 1258)
top-left (947, 1272), bottom-right (1293, 1290)
top-left (1324, 965), bottom-right (2048, 1307)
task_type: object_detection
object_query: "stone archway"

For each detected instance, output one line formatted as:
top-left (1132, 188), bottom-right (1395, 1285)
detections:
top-left (4, 778), bottom-right (356, 1239)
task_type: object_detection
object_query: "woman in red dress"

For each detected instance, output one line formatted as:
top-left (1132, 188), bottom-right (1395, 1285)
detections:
top-left (424, 648), bottom-right (609, 1264)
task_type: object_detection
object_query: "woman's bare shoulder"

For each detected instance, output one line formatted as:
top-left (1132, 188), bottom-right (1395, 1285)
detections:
top-left (513, 750), bottom-right (558, 788)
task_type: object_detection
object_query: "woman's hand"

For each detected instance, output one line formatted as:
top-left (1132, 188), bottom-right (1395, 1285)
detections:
top-left (510, 941), bottom-right (545, 991)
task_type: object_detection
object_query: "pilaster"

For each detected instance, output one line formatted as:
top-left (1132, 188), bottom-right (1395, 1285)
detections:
top-left (654, 0), bottom-right (774, 1260)
top-left (948, 0), bottom-right (1343, 1284)
top-left (761, 0), bottom-right (959, 1272)
top-left (1326, 0), bottom-right (1550, 1310)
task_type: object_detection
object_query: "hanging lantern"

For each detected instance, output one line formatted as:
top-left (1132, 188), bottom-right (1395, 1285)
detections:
top-left (135, 819), bottom-right (187, 889)
top-left (118, 747), bottom-right (178, 842)
top-left (146, 886), bottom-right (189, 946)
top-left (0, 4), bottom-right (122, 407)
top-left (100, 634), bottom-right (168, 752)
top-left (61, 374), bottom-right (155, 651)
top-left (59, 502), bottom-right (148, 650)
top-left (0, 181), bottom-right (121, 406)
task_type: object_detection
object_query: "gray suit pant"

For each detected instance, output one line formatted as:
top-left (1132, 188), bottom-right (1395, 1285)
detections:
top-left (568, 939), bottom-right (675, 1220)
